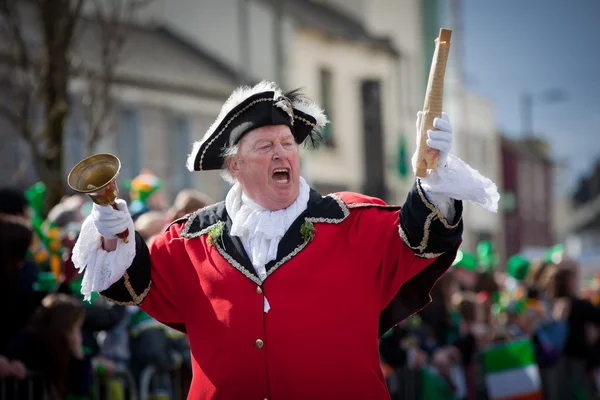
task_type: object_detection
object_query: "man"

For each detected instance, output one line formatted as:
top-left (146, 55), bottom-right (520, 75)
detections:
top-left (72, 81), bottom-right (498, 399)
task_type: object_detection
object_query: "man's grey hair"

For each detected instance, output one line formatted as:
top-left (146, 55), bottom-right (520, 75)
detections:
top-left (220, 143), bottom-right (240, 184)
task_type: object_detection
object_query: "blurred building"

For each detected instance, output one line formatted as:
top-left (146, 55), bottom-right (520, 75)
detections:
top-left (457, 92), bottom-right (503, 254)
top-left (286, 0), bottom-right (406, 202)
top-left (134, 0), bottom-right (425, 204)
top-left (562, 159), bottom-right (600, 280)
top-left (500, 137), bottom-right (555, 260)
top-left (1, 0), bottom-right (504, 219)
top-left (79, 24), bottom-right (239, 203)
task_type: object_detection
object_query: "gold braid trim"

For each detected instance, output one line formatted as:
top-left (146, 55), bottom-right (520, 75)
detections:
top-left (397, 181), bottom-right (463, 259)
top-left (294, 115), bottom-right (315, 126)
top-left (416, 179), bottom-right (461, 229)
top-left (102, 278), bottom-right (152, 306)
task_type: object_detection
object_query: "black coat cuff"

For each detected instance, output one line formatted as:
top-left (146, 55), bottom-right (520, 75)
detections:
top-left (399, 180), bottom-right (463, 257)
top-left (101, 232), bottom-right (152, 305)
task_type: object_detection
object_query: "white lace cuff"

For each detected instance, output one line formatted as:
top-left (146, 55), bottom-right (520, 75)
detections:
top-left (72, 215), bottom-right (136, 301)
top-left (419, 154), bottom-right (500, 213)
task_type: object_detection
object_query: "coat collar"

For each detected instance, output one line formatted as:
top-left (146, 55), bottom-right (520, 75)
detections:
top-left (180, 189), bottom-right (349, 284)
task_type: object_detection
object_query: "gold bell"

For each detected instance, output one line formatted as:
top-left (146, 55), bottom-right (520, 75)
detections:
top-left (67, 153), bottom-right (129, 243)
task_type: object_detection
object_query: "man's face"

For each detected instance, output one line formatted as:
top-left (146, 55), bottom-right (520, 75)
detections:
top-left (229, 125), bottom-right (300, 210)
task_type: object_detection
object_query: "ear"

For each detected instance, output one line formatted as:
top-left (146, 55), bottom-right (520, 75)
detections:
top-left (228, 157), bottom-right (241, 176)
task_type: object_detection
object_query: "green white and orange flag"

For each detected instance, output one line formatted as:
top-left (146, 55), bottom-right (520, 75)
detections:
top-left (481, 339), bottom-right (542, 400)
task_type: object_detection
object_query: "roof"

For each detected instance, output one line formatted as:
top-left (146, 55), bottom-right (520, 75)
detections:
top-left (282, 0), bottom-right (399, 56)
top-left (74, 21), bottom-right (239, 100)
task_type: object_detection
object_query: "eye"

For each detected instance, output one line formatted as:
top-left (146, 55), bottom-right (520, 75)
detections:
top-left (258, 144), bottom-right (272, 151)
top-left (283, 142), bottom-right (295, 148)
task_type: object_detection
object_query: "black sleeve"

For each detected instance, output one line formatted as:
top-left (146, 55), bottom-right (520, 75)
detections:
top-left (100, 232), bottom-right (152, 305)
top-left (379, 180), bottom-right (463, 337)
top-left (398, 179), bottom-right (463, 257)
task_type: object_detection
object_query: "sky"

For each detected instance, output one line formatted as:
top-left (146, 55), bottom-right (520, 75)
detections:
top-left (460, 0), bottom-right (600, 194)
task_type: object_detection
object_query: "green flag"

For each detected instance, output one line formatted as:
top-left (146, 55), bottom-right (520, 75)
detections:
top-left (476, 240), bottom-right (499, 271)
top-left (507, 255), bottom-right (530, 281)
top-left (452, 249), bottom-right (478, 271)
top-left (397, 135), bottom-right (409, 178)
top-left (419, 367), bottom-right (458, 400)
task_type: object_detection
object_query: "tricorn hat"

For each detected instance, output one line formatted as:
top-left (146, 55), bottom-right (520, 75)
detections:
top-left (186, 81), bottom-right (328, 171)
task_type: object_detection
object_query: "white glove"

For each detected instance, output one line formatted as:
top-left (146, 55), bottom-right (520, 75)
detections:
top-left (413, 111), bottom-right (453, 171)
top-left (412, 111), bottom-right (500, 213)
top-left (91, 199), bottom-right (132, 239)
top-left (413, 111), bottom-right (456, 220)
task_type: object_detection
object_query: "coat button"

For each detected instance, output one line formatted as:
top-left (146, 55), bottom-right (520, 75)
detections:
top-left (255, 339), bottom-right (264, 348)
top-left (256, 286), bottom-right (263, 294)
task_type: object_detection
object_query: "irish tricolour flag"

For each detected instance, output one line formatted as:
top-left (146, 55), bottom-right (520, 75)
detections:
top-left (481, 339), bottom-right (542, 400)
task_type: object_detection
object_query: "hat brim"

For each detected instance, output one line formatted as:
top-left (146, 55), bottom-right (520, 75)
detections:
top-left (187, 82), bottom-right (328, 172)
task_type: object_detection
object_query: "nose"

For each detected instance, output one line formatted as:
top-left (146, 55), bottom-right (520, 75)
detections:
top-left (272, 143), bottom-right (285, 159)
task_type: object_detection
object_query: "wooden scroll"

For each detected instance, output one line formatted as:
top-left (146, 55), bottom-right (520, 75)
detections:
top-left (414, 28), bottom-right (452, 178)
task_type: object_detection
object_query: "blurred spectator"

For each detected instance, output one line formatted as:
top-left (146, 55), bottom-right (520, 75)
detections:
top-left (6, 293), bottom-right (92, 399)
top-left (0, 187), bottom-right (30, 217)
top-left (0, 214), bottom-right (43, 357)
top-left (47, 194), bottom-right (86, 228)
top-left (47, 195), bottom-right (88, 284)
top-left (546, 262), bottom-right (600, 399)
top-left (0, 187), bottom-right (39, 296)
top-left (135, 210), bottom-right (168, 242)
top-left (127, 170), bottom-right (167, 221)
top-left (128, 309), bottom-right (184, 397)
top-left (419, 272), bottom-right (459, 351)
top-left (525, 260), bottom-right (552, 300)
top-left (57, 278), bottom-right (126, 361)
top-left (167, 188), bottom-right (214, 222)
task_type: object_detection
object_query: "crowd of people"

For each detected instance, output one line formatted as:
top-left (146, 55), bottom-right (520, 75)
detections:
top-left (0, 170), bottom-right (211, 399)
top-left (2, 169), bottom-right (600, 400)
top-left (380, 245), bottom-right (600, 399)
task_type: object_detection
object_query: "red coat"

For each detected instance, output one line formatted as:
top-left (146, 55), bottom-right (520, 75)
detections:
top-left (102, 182), bottom-right (462, 399)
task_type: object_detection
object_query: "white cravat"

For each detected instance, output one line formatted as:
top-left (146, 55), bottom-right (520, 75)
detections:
top-left (225, 177), bottom-right (310, 312)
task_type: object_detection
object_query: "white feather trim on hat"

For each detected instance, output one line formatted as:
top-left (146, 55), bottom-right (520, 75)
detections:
top-left (186, 81), bottom-right (282, 171)
top-left (292, 98), bottom-right (329, 129)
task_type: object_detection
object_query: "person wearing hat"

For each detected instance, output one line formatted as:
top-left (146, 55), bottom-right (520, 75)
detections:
top-left (72, 81), bottom-right (498, 399)
top-left (127, 169), bottom-right (168, 221)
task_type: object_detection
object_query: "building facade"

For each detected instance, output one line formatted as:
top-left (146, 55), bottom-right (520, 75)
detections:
top-left (501, 137), bottom-right (555, 259)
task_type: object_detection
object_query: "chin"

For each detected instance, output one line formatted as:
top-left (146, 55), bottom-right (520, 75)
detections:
top-left (269, 189), bottom-right (299, 209)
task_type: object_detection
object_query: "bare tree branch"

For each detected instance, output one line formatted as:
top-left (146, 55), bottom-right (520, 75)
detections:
top-left (0, 0), bottom-right (151, 213)
top-left (0, 0), bottom-right (31, 70)
top-left (64, 0), bottom-right (84, 39)
top-left (79, 0), bottom-right (153, 154)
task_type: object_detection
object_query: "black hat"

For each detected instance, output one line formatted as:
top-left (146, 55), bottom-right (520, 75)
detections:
top-left (186, 81), bottom-right (328, 171)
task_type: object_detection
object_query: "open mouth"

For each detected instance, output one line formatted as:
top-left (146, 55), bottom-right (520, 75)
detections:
top-left (271, 168), bottom-right (290, 184)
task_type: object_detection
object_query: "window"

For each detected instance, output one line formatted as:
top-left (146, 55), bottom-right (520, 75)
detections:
top-left (117, 107), bottom-right (142, 181)
top-left (168, 113), bottom-right (192, 200)
top-left (319, 68), bottom-right (335, 147)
